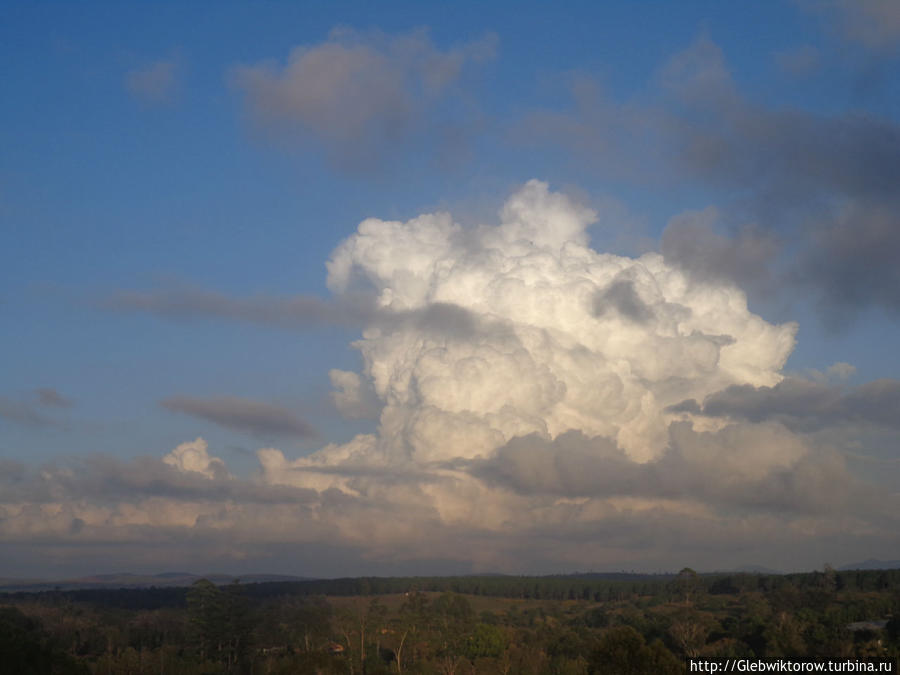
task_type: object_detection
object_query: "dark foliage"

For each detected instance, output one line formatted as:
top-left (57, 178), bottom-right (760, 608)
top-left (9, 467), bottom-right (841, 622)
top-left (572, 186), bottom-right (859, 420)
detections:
top-left (0, 567), bottom-right (898, 673)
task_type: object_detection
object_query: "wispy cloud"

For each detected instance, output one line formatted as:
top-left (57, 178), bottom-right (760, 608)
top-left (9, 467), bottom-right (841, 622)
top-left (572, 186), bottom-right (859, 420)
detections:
top-left (101, 285), bottom-right (490, 341)
top-left (774, 44), bottom-right (821, 77)
top-left (160, 396), bottom-right (316, 439)
top-left (125, 56), bottom-right (183, 105)
top-left (103, 287), bottom-right (370, 328)
top-left (673, 377), bottom-right (900, 433)
top-left (230, 27), bottom-right (496, 171)
top-left (35, 387), bottom-right (73, 408)
top-left (0, 388), bottom-right (73, 428)
top-left (0, 397), bottom-right (57, 428)
top-left (809, 0), bottom-right (900, 51)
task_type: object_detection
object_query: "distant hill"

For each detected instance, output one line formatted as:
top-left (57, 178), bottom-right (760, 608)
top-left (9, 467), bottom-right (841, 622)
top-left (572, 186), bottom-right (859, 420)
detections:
top-left (713, 565), bottom-right (784, 575)
top-left (554, 572), bottom-right (677, 581)
top-left (839, 559), bottom-right (900, 571)
top-left (0, 572), bottom-right (315, 593)
top-left (12, 562), bottom-right (900, 594)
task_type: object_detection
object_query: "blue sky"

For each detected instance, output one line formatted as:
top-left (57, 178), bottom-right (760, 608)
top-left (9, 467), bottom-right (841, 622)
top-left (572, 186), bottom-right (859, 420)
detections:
top-left (2, 1), bottom-right (900, 577)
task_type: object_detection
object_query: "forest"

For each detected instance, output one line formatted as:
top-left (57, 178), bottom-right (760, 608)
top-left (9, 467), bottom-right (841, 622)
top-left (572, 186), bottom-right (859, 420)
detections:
top-left (1, 568), bottom-right (898, 674)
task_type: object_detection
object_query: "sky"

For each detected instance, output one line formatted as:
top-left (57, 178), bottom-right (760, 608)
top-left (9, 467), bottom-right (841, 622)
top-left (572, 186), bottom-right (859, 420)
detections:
top-left (2, 0), bottom-right (900, 578)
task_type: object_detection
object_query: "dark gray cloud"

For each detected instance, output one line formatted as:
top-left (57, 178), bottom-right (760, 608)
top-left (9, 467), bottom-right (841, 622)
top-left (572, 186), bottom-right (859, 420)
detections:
top-left (662, 100), bottom-right (900, 313)
top-left (593, 278), bottom-right (654, 323)
top-left (844, 379), bottom-right (900, 427)
top-left (660, 208), bottom-right (779, 292)
top-left (467, 424), bottom-right (885, 518)
top-left (795, 203), bottom-right (900, 321)
top-left (399, 301), bottom-right (486, 339)
top-left (161, 395), bottom-right (317, 439)
top-left (231, 27), bottom-right (496, 171)
top-left (518, 35), bottom-right (900, 318)
top-left (655, 38), bottom-right (900, 202)
top-left (666, 398), bottom-right (702, 415)
top-left (657, 39), bottom-right (900, 313)
top-left (469, 431), bottom-right (638, 497)
top-left (670, 377), bottom-right (900, 432)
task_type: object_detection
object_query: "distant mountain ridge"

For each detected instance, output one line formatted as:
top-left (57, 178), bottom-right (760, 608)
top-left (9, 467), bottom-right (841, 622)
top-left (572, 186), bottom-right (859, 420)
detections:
top-left (0, 572), bottom-right (315, 592)
top-left (4, 562), bottom-right (900, 593)
top-left (715, 565), bottom-right (784, 574)
top-left (838, 559), bottom-right (900, 571)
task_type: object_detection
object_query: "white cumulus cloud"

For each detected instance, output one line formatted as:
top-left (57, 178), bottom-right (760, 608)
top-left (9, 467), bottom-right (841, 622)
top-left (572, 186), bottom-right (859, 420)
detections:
top-left (319, 179), bottom-right (796, 464)
top-left (162, 437), bottom-right (228, 479)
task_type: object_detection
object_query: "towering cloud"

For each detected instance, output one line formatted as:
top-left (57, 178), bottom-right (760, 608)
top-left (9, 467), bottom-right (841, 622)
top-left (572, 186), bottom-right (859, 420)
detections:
top-left (312, 180), bottom-right (795, 465)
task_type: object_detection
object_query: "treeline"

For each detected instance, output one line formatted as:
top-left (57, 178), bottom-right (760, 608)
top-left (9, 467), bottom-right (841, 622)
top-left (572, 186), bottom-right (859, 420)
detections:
top-left (5, 567), bottom-right (900, 610)
top-left (1, 568), bottom-right (898, 673)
